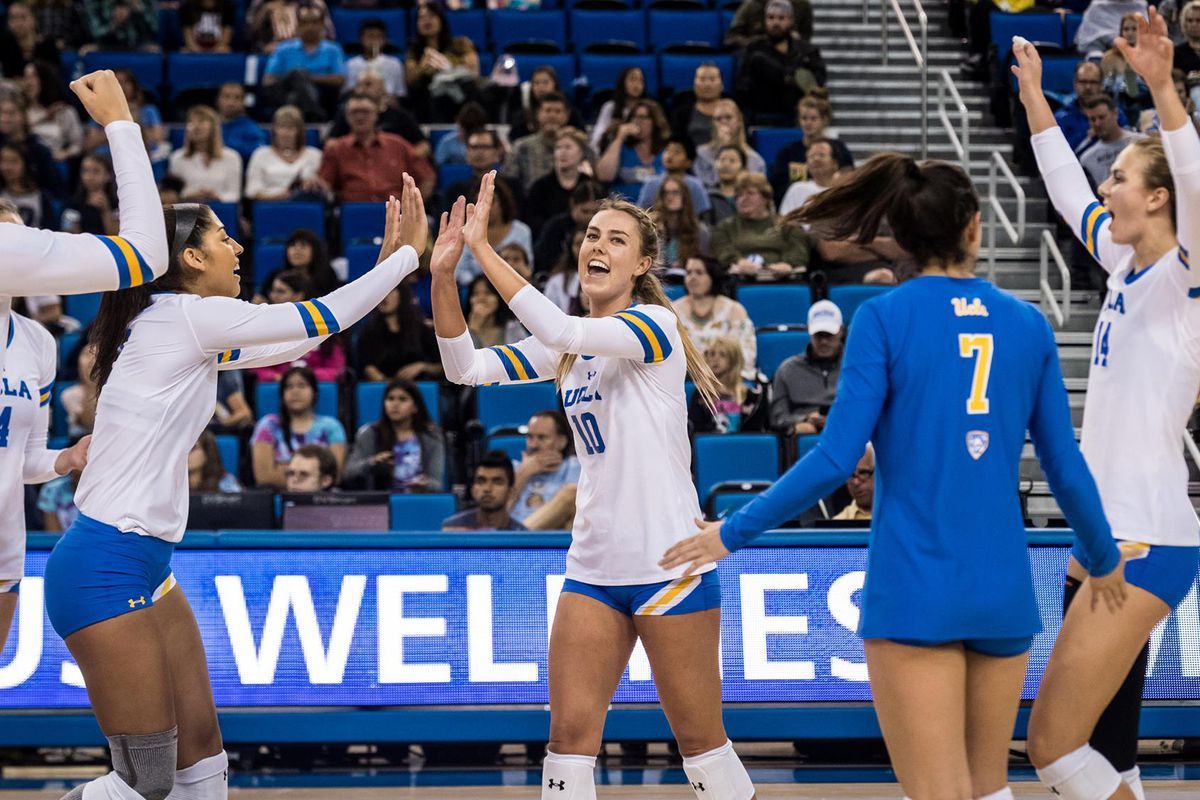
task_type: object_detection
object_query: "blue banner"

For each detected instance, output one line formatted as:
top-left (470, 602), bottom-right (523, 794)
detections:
top-left (1, 546), bottom-right (1198, 708)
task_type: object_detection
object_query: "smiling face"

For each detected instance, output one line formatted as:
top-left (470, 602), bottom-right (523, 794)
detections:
top-left (1097, 146), bottom-right (1171, 245)
top-left (578, 208), bottom-right (652, 311)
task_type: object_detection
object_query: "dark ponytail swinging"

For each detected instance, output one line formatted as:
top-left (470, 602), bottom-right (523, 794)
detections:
top-left (89, 203), bottom-right (212, 389)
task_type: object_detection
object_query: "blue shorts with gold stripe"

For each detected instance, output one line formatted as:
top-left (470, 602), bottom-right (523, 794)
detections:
top-left (1073, 539), bottom-right (1199, 609)
top-left (44, 514), bottom-right (178, 639)
top-left (562, 570), bottom-right (720, 617)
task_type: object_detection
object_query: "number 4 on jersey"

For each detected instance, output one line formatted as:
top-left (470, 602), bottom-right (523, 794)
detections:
top-left (958, 334), bottom-right (994, 415)
top-left (0, 406), bottom-right (11, 448)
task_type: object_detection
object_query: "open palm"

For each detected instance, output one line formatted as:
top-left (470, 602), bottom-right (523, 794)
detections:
top-left (463, 170), bottom-right (496, 249)
top-left (1114, 7), bottom-right (1174, 89)
top-left (431, 196), bottom-right (467, 278)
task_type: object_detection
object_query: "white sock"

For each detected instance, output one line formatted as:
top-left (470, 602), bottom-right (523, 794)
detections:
top-left (1120, 766), bottom-right (1145, 800)
top-left (79, 772), bottom-right (146, 800)
top-left (167, 751), bottom-right (228, 800)
top-left (1035, 744), bottom-right (1122, 800)
top-left (681, 740), bottom-right (755, 799)
top-left (977, 788), bottom-right (1014, 800)
top-left (541, 751), bottom-right (596, 799)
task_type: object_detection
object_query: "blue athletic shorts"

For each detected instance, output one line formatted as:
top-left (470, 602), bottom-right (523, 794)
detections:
top-left (886, 636), bottom-right (1033, 658)
top-left (1073, 540), bottom-right (1200, 610)
top-left (44, 514), bottom-right (178, 639)
top-left (562, 570), bottom-right (721, 617)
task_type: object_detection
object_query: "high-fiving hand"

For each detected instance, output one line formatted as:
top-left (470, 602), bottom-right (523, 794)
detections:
top-left (1113, 6), bottom-right (1174, 90)
top-left (377, 174), bottom-right (429, 264)
top-left (463, 170), bottom-right (496, 249)
top-left (431, 195), bottom-right (468, 279)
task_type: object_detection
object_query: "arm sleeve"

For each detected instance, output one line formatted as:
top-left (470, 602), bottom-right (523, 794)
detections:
top-left (1161, 122), bottom-right (1200, 284)
top-left (214, 336), bottom-right (328, 372)
top-left (1031, 127), bottom-right (1131, 273)
top-left (720, 303), bottom-right (890, 551)
top-left (23, 334), bottom-right (61, 484)
top-left (436, 330), bottom-right (559, 386)
top-left (1027, 319), bottom-right (1120, 577)
top-left (0, 121), bottom-right (168, 294)
top-left (186, 245), bottom-right (419, 354)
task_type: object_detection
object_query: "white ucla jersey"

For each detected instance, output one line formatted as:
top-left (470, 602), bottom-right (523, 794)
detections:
top-left (76, 246), bottom-right (419, 541)
top-left (1034, 123), bottom-right (1200, 546)
top-left (0, 314), bottom-right (61, 582)
top-left (439, 286), bottom-right (713, 584)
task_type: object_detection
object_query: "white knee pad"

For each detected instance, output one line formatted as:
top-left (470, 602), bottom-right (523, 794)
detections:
top-left (167, 751), bottom-right (228, 800)
top-left (1120, 766), bottom-right (1145, 800)
top-left (977, 788), bottom-right (1013, 800)
top-left (541, 751), bottom-right (596, 800)
top-left (1035, 744), bottom-right (1122, 800)
top-left (681, 740), bottom-right (755, 800)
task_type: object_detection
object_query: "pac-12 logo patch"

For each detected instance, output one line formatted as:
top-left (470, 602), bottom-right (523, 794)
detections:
top-left (966, 430), bottom-right (989, 460)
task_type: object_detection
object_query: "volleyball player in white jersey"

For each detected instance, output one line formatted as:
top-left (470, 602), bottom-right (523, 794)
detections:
top-left (42, 181), bottom-right (426, 800)
top-left (1015, 14), bottom-right (1200, 800)
top-left (431, 174), bottom-right (756, 800)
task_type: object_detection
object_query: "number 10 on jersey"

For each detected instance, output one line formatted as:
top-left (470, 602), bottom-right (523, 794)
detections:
top-left (958, 334), bottom-right (994, 415)
top-left (571, 412), bottom-right (606, 455)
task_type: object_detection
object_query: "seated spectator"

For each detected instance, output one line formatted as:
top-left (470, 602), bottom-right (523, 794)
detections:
top-left (1140, 68), bottom-right (1200, 132)
top-left (443, 450), bottom-right (527, 531)
top-left (217, 83), bottom-right (269, 165)
top-left (504, 91), bottom-right (571, 192)
top-left (263, 4), bottom-right (347, 121)
top-left (251, 366), bottom-right (347, 489)
top-left (669, 62), bottom-right (726, 148)
top-left (1054, 61), bottom-right (1126, 151)
top-left (443, 128), bottom-right (520, 209)
top-left (455, 179), bottom-right (532, 286)
top-left (28, 0), bottom-right (86, 51)
top-left (247, 0), bottom-right (334, 53)
top-left (636, 135), bottom-right (710, 216)
top-left (0, 94), bottom-right (60, 197)
top-left (83, 70), bottom-right (169, 175)
top-left (725, 0), bottom-right (812, 48)
top-left (345, 16), bottom-right (406, 97)
top-left (404, 0), bottom-right (481, 122)
top-left (591, 66), bottom-right (648, 151)
top-left (499, 242), bottom-right (533, 280)
top-left (81, 0), bottom-right (158, 52)
top-left (706, 144), bottom-right (746, 225)
top-left (779, 137), bottom-right (839, 215)
top-left (62, 154), bottom-right (117, 235)
top-left (768, 89), bottom-right (854, 200)
top-left (327, 70), bottom-right (428, 157)
top-left (1178, 2), bottom-right (1200, 109)
top-left (1077, 95), bottom-right (1144, 186)
top-left (769, 299), bottom-right (843, 436)
top-left (180, 0), bottom-right (235, 52)
top-left (355, 285), bottom-right (444, 382)
top-left (255, 228), bottom-right (341, 300)
top-left (252, 270), bottom-right (348, 382)
top-left (344, 378), bottom-right (445, 492)
top-left (1075, 0), bottom-right (1147, 54)
top-left (543, 227), bottom-right (585, 312)
top-left (38, 467), bottom-right (80, 532)
top-left (1101, 13), bottom-right (1153, 120)
top-left (245, 105), bottom-right (324, 202)
top-left (595, 99), bottom-right (669, 202)
top-left (736, 0), bottom-right (826, 123)
top-left (465, 275), bottom-right (528, 348)
top-left (0, 1), bottom-right (60, 79)
top-left (284, 444), bottom-right (339, 493)
top-left (508, 65), bottom-right (587, 143)
top-left (534, 177), bottom-right (602, 277)
top-left (18, 293), bottom-right (78, 339)
top-left (213, 368), bottom-right (254, 433)
top-left (693, 100), bottom-right (766, 190)
top-left (510, 411), bottom-right (579, 530)
top-left (672, 255), bottom-right (756, 376)
top-left (524, 126), bottom-right (592, 238)
top-left (712, 172), bottom-right (810, 278)
top-left (651, 176), bottom-right (710, 272)
top-left (168, 105), bottom-right (243, 204)
top-left (832, 444), bottom-right (874, 521)
top-left (316, 91), bottom-right (435, 202)
top-left (20, 61), bottom-right (82, 162)
top-left (688, 336), bottom-right (767, 434)
top-left (60, 345), bottom-right (98, 438)
top-left (436, 102), bottom-right (488, 167)
top-left (0, 143), bottom-right (54, 227)
top-left (189, 431), bottom-right (242, 493)
top-left (804, 198), bottom-right (905, 286)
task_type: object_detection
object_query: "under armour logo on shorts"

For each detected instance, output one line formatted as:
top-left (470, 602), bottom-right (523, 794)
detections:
top-left (547, 778), bottom-right (566, 790)
top-left (128, 596), bottom-right (146, 608)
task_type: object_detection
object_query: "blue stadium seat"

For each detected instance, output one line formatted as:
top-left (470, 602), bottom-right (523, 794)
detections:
top-left (345, 242), bottom-right (379, 282)
top-left (253, 201), bottom-right (324, 242)
top-left (664, 283), bottom-right (686, 301)
top-left (255, 380), bottom-right (339, 417)
top-left (648, 10), bottom-right (721, 50)
top-left (82, 52), bottom-right (163, 96)
top-left (989, 11), bottom-right (1063, 59)
top-left (447, 9), bottom-right (488, 48)
top-left (579, 54), bottom-right (658, 99)
top-left (736, 284), bottom-right (812, 328)
top-left (659, 53), bottom-right (734, 95)
top-left (64, 293), bottom-right (102, 329)
top-left (710, 491), bottom-right (758, 517)
top-left (356, 381), bottom-right (441, 426)
top-left (756, 329), bottom-right (809, 380)
top-left (492, 10), bottom-right (566, 51)
top-left (438, 163), bottom-right (473, 191)
top-left (340, 202), bottom-right (385, 244)
top-left (1041, 55), bottom-right (1079, 96)
top-left (389, 493), bottom-right (457, 531)
top-left (330, 8), bottom-right (405, 46)
top-left (570, 9), bottom-right (646, 52)
top-left (721, 9), bottom-right (736, 32)
top-left (254, 243), bottom-right (286, 291)
top-left (215, 434), bottom-right (240, 476)
top-left (752, 127), bottom-right (804, 169)
top-left (795, 433), bottom-right (821, 459)
top-left (514, 52), bottom-right (577, 85)
top-left (52, 382), bottom-right (76, 437)
top-left (694, 433), bottom-right (779, 500)
top-left (477, 383), bottom-right (559, 434)
top-left (166, 53), bottom-right (247, 98)
top-left (58, 331), bottom-right (82, 373)
top-left (829, 284), bottom-right (895, 323)
top-left (1063, 12), bottom-right (1083, 47)
top-left (209, 202), bottom-right (237, 236)
top-left (487, 433), bottom-right (527, 461)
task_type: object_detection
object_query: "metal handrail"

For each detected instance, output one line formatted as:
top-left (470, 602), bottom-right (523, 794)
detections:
top-left (986, 151), bottom-right (1026, 282)
top-left (881, 0), bottom-right (928, 158)
top-left (1039, 229), bottom-right (1071, 327)
top-left (936, 69), bottom-right (970, 171)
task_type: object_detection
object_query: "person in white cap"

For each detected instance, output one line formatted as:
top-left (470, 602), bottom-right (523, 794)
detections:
top-left (769, 298), bottom-right (844, 436)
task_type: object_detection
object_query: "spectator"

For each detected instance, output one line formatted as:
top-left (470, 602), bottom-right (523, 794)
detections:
top-left (508, 65), bottom-right (587, 142)
top-left (535, 177), bottom-right (602, 281)
top-left (1139, 68), bottom-right (1200, 132)
top-left (779, 137), bottom-right (839, 215)
top-left (345, 17), bottom-right (406, 96)
top-left (670, 62), bottom-right (726, 147)
top-left (636, 134), bottom-right (710, 216)
top-left (26, 0), bottom-right (85, 51)
top-left (245, 105), bottom-right (324, 201)
top-left (693, 100), bottom-right (766, 190)
top-left (327, 70), bottom-right (428, 157)
top-left (443, 128), bottom-right (519, 206)
top-left (510, 411), bottom-right (579, 530)
top-left (0, 1), bottom-right (60, 78)
top-left (180, 0), bottom-right (235, 52)
top-left (591, 66), bottom-right (648, 151)
top-left (672, 255), bottom-right (756, 377)
top-left (737, 0), bottom-right (826, 123)
top-left (706, 144), bottom-right (746, 224)
top-left (252, 270), bottom-right (348, 382)
top-left (651, 175), bottom-right (710, 272)
top-left (688, 336), bottom-right (767, 434)
top-left (712, 172), bottom-right (810, 277)
top-left (168, 105), bottom-right (243, 204)
top-left (768, 89), bottom-right (854, 200)
top-left (62, 154), bottom-right (118, 235)
top-left (284, 444), bottom-right (339, 492)
top-left (212, 368), bottom-right (254, 433)
top-left (499, 241), bottom-right (534, 280)
top-left (20, 61), bottom-right (82, 162)
top-left (442, 450), bottom-right (527, 531)
top-left (1101, 12), bottom-right (1153, 120)
top-left (769, 299), bottom-right (843, 436)
top-left (316, 91), bottom-right (435, 202)
top-left (82, 0), bottom-right (158, 51)
top-left (247, 0), bottom-right (334, 53)
top-left (263, 4), bottom-right (347, 122)
top-left (832, 444), bottom-right (874, 521)
top-left (725, 0), bottom-right (812, 47)
top-left (0, 94), bottom-right (60, 196)
top-left (1077, 95), bottom-right (1144, 186)
top-left (255, 228), bottom-right (341, 300)
top-left (404, 0), bottom-right (481, 121)
top-left (38, 467), bottom-right (80, 532)
top-left (524, 126), bottom-right (591, 237)
top-left (346, 378), bottom-right (445, 491)
top-left (1176, 0), bottom-right (1200, 107)
top-left (251, 366), bottom-right (347, 489)
top-left (435, 101), bottom-right (488, 166)
top-left (60, 345), bottom-right (98, 438)
top-left (355, 285), bottom-right (444, 382)
top-left (504, 91), bottom-right (571, 192)
top-left (595, 99), bottom-right (669, 202)
top-left (0, 144), bottom-right (54, 227)
top-left (1054, 61), bottom-right (1121, 150)
top-left (1075, 0), bottom-right (1147, 54)
top-left (455, 179), bottom-right (532, 285)
top-left (217, 83), bottom-right (269, 165)
top-left (465, 274), bottom-right (528, 347)
top-left (543, 226), bottom-right (585, 312)
top-left (189, 431), bottom-right (241, 492)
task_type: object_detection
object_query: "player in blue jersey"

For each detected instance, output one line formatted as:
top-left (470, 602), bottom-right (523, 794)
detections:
top-left (660, 155), bottom-right (1127, 800)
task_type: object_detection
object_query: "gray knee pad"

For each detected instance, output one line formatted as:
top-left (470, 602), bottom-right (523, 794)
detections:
top-left (108, 728), bottom-right (178, 800)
